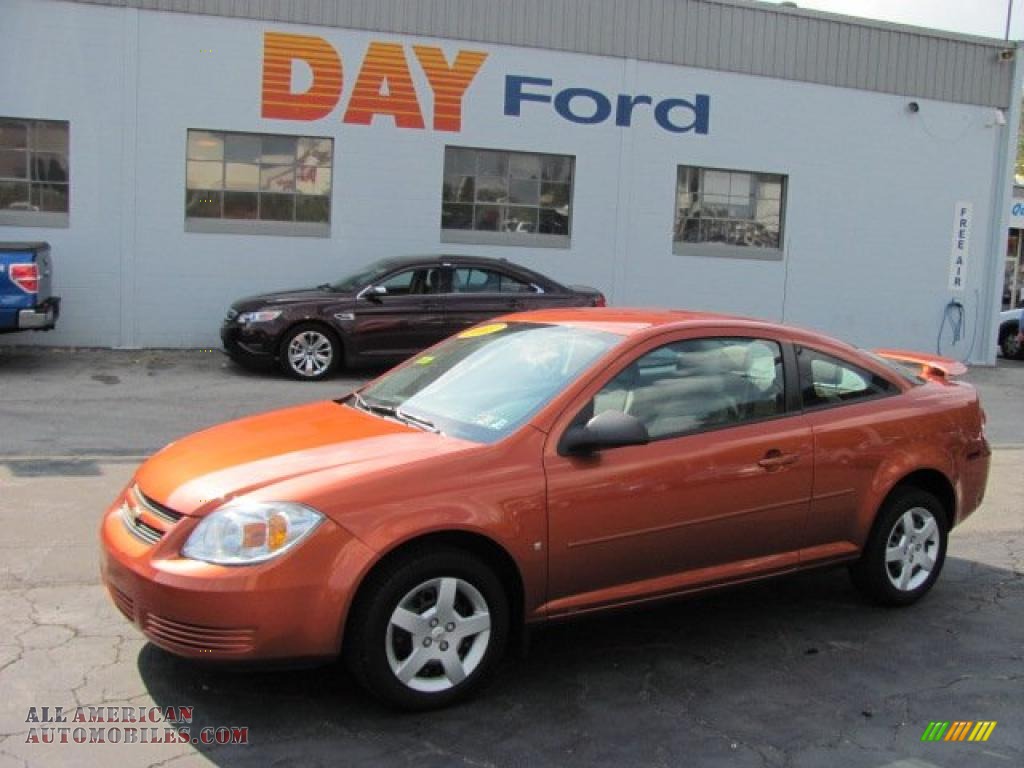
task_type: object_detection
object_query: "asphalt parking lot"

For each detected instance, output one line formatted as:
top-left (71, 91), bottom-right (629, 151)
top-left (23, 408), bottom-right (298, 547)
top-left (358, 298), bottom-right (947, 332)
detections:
top-left (0, 347), bottom-right (1021, 767)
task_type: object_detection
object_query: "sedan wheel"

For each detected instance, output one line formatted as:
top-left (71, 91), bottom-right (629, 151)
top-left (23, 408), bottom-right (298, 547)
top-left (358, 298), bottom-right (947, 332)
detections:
top-left (346, 548), bottom-right (508, 710)
top-left (281, 324), bottom-right (339, 380)
top-left (850, 487), bottom-right (948, 605)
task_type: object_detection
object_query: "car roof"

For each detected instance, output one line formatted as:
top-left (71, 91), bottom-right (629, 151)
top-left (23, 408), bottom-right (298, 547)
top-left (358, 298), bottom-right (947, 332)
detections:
top-left (375, 254), bottom-right (526, 268)
top-left (499, 307), bottom-right (860, 351)
top-left (372, 254), bottom-right (565, 289)
top-left (500, 307), bottom-right (753, 333)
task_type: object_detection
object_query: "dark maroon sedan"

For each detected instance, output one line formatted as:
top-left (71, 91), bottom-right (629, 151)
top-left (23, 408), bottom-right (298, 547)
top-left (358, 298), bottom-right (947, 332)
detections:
top-left (221, 254), bottom-right (605, 380)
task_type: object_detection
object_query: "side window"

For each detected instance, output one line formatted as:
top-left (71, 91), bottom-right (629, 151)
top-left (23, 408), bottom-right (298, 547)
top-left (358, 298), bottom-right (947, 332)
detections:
top-left (496, 272), bottom-right (535, 293)
top-left (452, 268), bottom-right (494, 293)
top-left (797, 347), bottom-right (898, 408)
top-left (380, 268), bottom-right (441, 296)
top-left (585, 337), bottom-right (786, 441)
top-left (379, 270), bottom-right (417, 295)
top-left (451, 267), bottom-right (534, 294)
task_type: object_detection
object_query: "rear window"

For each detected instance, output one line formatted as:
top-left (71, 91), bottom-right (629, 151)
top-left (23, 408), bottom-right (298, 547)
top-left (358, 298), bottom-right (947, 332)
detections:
top-left (797, 347), bottom-right (900, 409)
top-left (861, 351), bottom-right (925, 386)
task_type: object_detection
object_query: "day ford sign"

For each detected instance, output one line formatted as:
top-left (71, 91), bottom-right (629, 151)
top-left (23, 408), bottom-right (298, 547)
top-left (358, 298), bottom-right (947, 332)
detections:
top-left (260, 32), bottom-right (711, 135)
top-left (504, 76), bottom-right (709, 134)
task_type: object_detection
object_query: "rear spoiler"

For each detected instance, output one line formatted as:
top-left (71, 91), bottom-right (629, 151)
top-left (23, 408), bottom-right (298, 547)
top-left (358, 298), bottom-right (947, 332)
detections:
top-left (873, 348), bottom-right (968, 379)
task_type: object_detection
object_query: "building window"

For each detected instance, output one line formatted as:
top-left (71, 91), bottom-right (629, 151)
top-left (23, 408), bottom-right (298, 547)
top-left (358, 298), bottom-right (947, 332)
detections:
top-left (441, 146), bottom-right (573, 248)
top-left (0, 118), bottom-right (70, 228)
top-left (674, 166), bottom-right (785, 259)
top-left (184, 129), bottom-right (332, 236)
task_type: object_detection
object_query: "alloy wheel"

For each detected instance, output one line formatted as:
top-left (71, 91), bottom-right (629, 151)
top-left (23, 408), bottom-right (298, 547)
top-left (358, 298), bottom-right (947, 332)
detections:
top-left (385, 577), bottom-right (492, 693)
top-left (287, 331), bottom-right (333, 377)
top-left (884, 507), bottom-right (940, 592)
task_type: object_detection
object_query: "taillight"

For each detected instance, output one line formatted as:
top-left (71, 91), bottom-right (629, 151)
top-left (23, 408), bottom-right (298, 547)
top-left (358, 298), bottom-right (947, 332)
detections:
top-left (592, 294), bottom-right (606, 307)
top-left (9, 264), bottom-right (39, 293)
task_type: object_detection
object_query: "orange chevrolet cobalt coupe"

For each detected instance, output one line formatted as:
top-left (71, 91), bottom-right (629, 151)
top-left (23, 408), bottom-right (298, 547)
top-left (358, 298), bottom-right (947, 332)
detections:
top-left (101, 309), bottom-right (990, 709)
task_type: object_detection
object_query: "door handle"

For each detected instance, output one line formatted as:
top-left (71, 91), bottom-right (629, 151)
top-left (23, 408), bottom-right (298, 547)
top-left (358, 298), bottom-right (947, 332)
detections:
top-left (758, 450), bottom-right (799, 469)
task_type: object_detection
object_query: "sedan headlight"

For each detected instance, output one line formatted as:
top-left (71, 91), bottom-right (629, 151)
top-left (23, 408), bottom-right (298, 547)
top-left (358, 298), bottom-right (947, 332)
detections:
top-left (182, 502), bottom-right (323, 565)
top-left (238, 310), bottom-right (282, 324)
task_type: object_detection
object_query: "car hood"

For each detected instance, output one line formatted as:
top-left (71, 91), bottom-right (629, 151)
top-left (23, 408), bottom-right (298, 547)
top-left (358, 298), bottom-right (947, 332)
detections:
top-left (231, 287), bottom-right (354, 311)
top-left (134, 401), bottom-right (474, 517)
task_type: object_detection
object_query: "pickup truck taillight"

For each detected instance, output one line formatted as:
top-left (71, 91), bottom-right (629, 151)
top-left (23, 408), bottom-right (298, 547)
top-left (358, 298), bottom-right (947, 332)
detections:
top-left (9, 264), bottom-right (39, 293)
top-left (592, 294), bottom-right (606, 307)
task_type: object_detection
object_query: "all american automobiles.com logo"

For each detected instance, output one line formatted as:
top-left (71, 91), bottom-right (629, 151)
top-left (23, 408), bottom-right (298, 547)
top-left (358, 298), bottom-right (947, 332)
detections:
top-left (23, 706), bottom-right (249, 746)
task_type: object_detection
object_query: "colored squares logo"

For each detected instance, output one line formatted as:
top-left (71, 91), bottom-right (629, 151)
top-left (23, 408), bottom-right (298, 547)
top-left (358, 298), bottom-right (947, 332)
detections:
top-left (921, 721), bottom-right (997, 742)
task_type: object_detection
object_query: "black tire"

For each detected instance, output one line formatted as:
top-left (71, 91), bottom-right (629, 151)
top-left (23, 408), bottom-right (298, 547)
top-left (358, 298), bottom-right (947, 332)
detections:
top-left (279, 323), bottom-right (341, 381)
top-left (345, 547), bottom-right (509, 710)
top-left (849, 486), bottom-right (949, 606)
top-left (1000, 323), bottom-right (1022, 359)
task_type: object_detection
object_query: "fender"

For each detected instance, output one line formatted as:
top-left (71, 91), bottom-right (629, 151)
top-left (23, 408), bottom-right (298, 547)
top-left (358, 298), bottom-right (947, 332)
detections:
top-left (318, 426), bottom-right (550, 638)
top-left (858, 447), bottom-right (958, 546)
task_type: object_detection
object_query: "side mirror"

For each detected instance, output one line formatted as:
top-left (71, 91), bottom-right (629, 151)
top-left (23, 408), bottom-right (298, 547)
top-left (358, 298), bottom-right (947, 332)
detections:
top-left (362, 285), bottom-right (387, 303)
top-left (559, 410), bottom-right (650, 456)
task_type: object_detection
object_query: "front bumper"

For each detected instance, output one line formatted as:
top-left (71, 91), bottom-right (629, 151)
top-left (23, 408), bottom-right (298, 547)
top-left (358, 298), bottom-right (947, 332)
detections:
top-left (220, 322), bottom-right (278, 360)
top-left (99, 488), bottom-right (376, 661)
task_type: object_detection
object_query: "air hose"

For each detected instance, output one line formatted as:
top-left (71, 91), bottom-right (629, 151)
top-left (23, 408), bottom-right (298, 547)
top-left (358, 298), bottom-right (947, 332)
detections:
top-left (936, 292), bottom-right (979, 363)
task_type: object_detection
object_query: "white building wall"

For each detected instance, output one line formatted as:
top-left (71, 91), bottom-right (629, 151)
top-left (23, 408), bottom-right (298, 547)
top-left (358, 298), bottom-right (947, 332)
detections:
top-left (0, 0), bottom-right (1012, 362)
top-left (0, 1), bottom-right (129, 345)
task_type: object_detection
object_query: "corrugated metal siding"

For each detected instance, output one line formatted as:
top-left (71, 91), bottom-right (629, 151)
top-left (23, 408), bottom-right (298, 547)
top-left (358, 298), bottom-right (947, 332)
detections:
top-left (69, 0), bottom-right (1015, 107)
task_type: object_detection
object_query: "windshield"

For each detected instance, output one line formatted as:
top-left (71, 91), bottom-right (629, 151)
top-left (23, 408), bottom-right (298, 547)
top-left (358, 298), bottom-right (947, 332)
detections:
top-left (330, 260), bottom-right (396, 292)
top-left (355, 322), bottom-right (622, 443)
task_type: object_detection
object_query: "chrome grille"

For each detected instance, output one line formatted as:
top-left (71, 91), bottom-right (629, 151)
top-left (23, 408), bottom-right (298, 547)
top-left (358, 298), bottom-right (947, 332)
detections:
top-left (135, 489), bottom-right (183, 525)
top-left (119, 485), bottom-right (184, 545)
top-left (120, 501), bottom-right (163, 544)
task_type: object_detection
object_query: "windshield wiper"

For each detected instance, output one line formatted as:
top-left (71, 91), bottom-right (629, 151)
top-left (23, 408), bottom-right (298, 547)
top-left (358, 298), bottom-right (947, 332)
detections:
top-left (350, 391), bottom-right (392, 416)
top-left (349, 392), bottom-right (439, 433)
top-left (396, 408), bottom-right (440, 434)
top-left (316, 282), bottom-right (335, 291)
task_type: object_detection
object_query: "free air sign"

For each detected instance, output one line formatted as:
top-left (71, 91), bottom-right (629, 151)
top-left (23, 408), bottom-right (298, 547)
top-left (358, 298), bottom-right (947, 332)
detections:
top-left (948, 202), bottom-right (972, 292)
top-left (260, 32), bottom-right (711, 135)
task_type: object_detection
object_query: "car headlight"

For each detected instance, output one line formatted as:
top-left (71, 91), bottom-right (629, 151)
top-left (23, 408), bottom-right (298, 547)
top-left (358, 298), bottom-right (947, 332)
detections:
top-left (182, 501), bottom-right (323, 565)
top-left (238, 310), bottom-right (282, 324)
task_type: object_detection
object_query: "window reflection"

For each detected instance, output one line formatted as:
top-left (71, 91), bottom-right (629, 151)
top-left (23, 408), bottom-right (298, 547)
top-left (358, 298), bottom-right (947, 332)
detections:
top-left (674, 166), bottom-right (785, 251)
top-left (0, 118), bottom-right (70, 213)
top-left (185, 129), bottom-right (332, 225)
top-left (441, 146), bottom-right (574, 238)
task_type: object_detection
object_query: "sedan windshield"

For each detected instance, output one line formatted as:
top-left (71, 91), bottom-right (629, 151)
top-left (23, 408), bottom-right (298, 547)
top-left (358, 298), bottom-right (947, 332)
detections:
top-left (354, 323), bottom-right (622, 443)
top-left (330, 260), bottom-right (396, 292)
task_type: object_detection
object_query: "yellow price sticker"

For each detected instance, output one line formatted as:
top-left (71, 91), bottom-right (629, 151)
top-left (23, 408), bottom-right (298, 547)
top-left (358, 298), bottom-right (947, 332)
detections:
top-left (415, 355), bottom-right (435, 366)
top-left (458, 322), bottom-right (507, 339)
